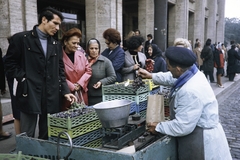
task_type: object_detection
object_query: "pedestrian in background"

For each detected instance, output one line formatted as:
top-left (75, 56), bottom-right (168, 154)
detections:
top-left (213, 43), bottom-right (225, 88)
top-left (123, 31), bottom-right (135, 51)
top-left (4, 7), bottom-right (76, 140)
top-left (102, 28), bottom-right (125, 82)
top-left (193, 41), bottom-right (203, 70)
top-left (86, 38), bottom-right (116, 106)
top-left (61, 28), bottom-right (92, 110)
top-left (0, 47), bottom-right (12, 141)
top-left (201, 39), bottom-right (215, 83)
top-left (144, 34), bottom-right (154, 55)
top-left (227, 44), bottom-right (240, 81)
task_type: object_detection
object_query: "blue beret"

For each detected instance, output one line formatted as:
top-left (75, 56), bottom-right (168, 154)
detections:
top-left (165, 46), bottom-right (197, 66)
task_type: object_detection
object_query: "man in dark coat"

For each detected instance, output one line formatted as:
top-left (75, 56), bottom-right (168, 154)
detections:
top-left (227, 44), bottom-right (240, 81)
top-left (201, 39), bottom-right (215, 83)
top-left (4, 7), bottom-right (76, 140)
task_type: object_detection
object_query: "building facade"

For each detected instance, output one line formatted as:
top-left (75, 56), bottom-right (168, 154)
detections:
top-left (0, 0), bottom-right (225, 54)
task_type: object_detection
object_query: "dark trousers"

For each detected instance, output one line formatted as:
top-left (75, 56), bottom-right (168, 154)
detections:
top-left (204, 71), bottom-right (214, 82)
top-left (228, 73), bottom-right (235, 81)
top-left (20, 82), bottom-right (48, 140)
top-left (20, 111), bottom-right (48, 140)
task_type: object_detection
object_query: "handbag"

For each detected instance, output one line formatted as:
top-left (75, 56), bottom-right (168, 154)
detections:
top-left (146, 94), bottom-right (165, 129)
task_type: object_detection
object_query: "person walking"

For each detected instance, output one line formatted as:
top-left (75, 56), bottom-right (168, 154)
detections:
top-left (138, 47), bottom-right (232, 160)
top-left (4, 7), bottom-right (76, 140)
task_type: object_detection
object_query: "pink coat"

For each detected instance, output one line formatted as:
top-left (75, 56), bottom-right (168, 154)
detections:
top-left (62, 49), bottom-right (92, 108)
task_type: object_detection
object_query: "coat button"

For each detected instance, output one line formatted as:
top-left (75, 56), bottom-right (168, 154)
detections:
top-left (28, 48), bottom-right (30, 50)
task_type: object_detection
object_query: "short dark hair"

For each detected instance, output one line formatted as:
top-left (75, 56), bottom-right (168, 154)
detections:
top-left (103, 28), bottom-right (121, 45)
top-left (230, 40), bottom-right (235, 45)
top-left (147, 34), bottom-right (153, 39)
top-left (61, 28), bottom-right (82, 44)
top-left (38, 7), bottom-right (63, 24)
top-left (127, 36), bottom-right (144, 50)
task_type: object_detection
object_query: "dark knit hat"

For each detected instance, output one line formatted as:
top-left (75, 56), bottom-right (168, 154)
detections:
top-left (165, 46), bottom-right (197, 66)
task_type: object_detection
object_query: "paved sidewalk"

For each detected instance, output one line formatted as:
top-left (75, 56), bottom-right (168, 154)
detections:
top-left (0, 71), bottom-right (240, 154)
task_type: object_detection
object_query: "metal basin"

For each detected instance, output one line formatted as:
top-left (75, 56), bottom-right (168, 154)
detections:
top-left (93, 100), bottom-right (132, 128)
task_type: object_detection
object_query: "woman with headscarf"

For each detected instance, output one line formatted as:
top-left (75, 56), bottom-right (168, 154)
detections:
top-left (86, 38), bottom-right (116, 106)
top-left (121, 36), bottom-right (146, 81)
top-left (146, 44), bottom-right (167, 73)
top-left (61, 28), bottom-right (92, 109)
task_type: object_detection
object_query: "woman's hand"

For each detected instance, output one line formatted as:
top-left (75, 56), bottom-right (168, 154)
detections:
top-left (133, 64), bottom-right (140, 70)
top-left (93, 82), bottom-right (102, 89)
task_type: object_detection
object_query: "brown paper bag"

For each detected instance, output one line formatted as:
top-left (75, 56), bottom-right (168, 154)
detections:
top-left (146, 94), bottom-right (165, 129)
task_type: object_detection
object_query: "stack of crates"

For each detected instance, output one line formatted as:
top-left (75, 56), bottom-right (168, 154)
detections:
top-left (47, 108), bottom-right (102, 148)
top-left (102, 79), bottom-right (159, 118)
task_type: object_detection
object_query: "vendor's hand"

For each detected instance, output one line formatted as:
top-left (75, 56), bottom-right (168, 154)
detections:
top-left (138, 68), bottom-right (152, 79)
top-left (147, 122), bottom-right (159, 135)
top-left (64, 93), bottom-right (77, 104)
top-left (93, 82), bottom-right (102, 89)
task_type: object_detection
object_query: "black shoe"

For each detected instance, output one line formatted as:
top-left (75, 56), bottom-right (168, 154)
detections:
top-left (210, 81), bottom-right (215, 83)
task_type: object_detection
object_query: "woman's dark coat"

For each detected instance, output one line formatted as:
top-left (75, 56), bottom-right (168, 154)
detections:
top-left (4, 26), bottom-right (70, 114)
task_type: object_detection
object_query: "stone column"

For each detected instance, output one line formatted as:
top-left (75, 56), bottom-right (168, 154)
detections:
top-left (138, 0), bottom-right (154, 39)
top-left (206, 0), bottom-right (217, 43)
top-left (193, 0), bottom-right (205, 46)
top-left (216, 0), bottom-right (225, 43)
top-left (154, 0), bottom-right (167, 51)
top-left (85, 0), bottom-right (123, 52)
top-left (23, 0), bottom-right (38, 30)
top-left (168, 0), bottom-right (189, 46)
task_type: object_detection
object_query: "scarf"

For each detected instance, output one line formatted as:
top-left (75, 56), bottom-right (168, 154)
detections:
top-left (169, 64), bottom-right (198, 98)
top-left (88, 55), bottom-right (99, 67)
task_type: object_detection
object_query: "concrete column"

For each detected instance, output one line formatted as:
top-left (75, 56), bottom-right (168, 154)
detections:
top-left (154, 0), bottom-right (167, 51)
top-left (216, 0), bottom-right (225, 43)
top-left (85, 0), bottom-right (123, 52)
top-left (138, 0), bottom-right (154, 39)
top-left (23, 0), bottom-right (38, 30)
top-left (168, 0), bottom-right (188, 46)
top-left (193, 0), bottom-right (205, 46)
top-left (206, 0), bottom-right (217, 43)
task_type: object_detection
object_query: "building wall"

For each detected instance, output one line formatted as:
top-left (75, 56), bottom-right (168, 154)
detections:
top-left (0, 0), bottom-right (225, 54)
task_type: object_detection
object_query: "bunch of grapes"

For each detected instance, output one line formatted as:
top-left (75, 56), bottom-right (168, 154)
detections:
top-left (132, 76), bottom-right (145, 92)
top-left (54, 108), bottom-right (94, 118)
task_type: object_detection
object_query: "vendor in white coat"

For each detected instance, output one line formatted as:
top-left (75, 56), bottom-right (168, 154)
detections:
top-left (138, 46), bottom-right (232, 160)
